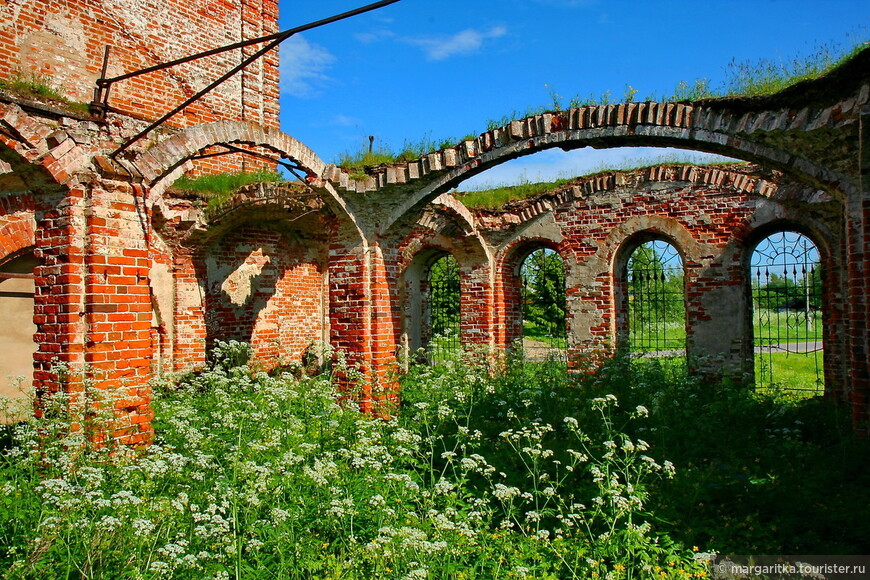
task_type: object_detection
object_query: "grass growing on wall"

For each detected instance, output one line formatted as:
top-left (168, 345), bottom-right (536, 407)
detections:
top-left (1, 344), bottom-right (867, 577)
top-left (170, 170), bottom-right (284, 211)
top-left (0, 72), bottom-right (91, 115)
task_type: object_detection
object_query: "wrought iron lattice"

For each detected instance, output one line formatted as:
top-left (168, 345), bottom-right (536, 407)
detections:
top-left (627, 240), bottom-right (686, 355)
top-left (751, 232), bottom-right (823, 394)
top-left (427, 255), bottom-right (460, 363)
top-left (520, 248), bottom-right (567, 361)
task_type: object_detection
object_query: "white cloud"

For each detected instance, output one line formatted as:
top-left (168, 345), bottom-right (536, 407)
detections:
top-left (406, 26), bottom-right (507, 61)
top-left (279, 34), bottom-right (336, 98)
top-left (355, 29), bottom-right (396, 44)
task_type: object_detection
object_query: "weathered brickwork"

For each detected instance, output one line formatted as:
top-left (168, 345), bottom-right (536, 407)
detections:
top-left (0, 0), bottom-right (279, 130)
top-left (0, 14), bottom-right (867, 441)
top-left (201, 224), bottom-right (327, 364)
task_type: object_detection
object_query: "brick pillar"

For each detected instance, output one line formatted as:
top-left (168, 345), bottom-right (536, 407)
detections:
top-left (846, 109), bottom-right (870, 431)
top-left (684, 261), bottom-right (750, 383)
top-left (493, 251), bottom-right (523, 354)
top-left (82, 180), bottom-right (154, 444)
top-left (34, 179), bottom-right (154, 444)
top-left (460, 258), bottom-right (494, 350)
top-left (844, 196), bottom-right (870, 430)
top-left (328, 236), bottom-right (398, 413)
top-left (33, 187), bottom-right (86, 401)
top-left (172, 248), bottom-right (207, 371)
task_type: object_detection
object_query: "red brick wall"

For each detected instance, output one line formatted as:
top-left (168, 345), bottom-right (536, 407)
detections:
top-left (0, 0), bottom-right (279, 129)
top-left (202, 225), bottom-right (327, 366)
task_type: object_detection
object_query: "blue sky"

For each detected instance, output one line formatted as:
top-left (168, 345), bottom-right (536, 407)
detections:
top-left (277, 0), bottom-right (868, 190)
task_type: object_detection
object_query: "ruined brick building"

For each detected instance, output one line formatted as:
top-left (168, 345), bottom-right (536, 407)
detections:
top-left (0, 0), bottom-right (868, 442)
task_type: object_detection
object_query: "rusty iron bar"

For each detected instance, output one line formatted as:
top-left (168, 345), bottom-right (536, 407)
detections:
top-left (0, 272), bottom-right (36, 279)
top-left (105, 0), bottom-right (401, 158)
top-left (91, 46), bottom-right (112, 118)
top-left (190, 143), bottom-right (306, 175)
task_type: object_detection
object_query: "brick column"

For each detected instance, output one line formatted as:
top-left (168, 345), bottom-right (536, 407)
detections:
top-left (459, 258), bottom-right (494, 350)
top-left (33, 187), bottom-right (87, 401)
top-left (82, 180), bottom-right (154, 444)
top-left (172, 248), bottom-right (207, 371)
top-left (34, 179), bottom-right (154, 444)
top-left (328, 235), bottom-right (399, 413)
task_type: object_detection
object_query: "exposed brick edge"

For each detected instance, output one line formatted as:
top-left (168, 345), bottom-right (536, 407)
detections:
top-left (465, 164), bottom-right (820, 229)
top-left (321, 85), bottom-right (867, 195)
top-left (133, 120), bottom-right (327, 185)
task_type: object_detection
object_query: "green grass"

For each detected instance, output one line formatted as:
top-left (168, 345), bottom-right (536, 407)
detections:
top-left (755, 351), bottom-right (823, 396)
top-left (335, 134), bottom-right (475, 176)
top-left (1, 345), bottom-right (866, 578)
top-left (753, 308), bottom-right (823, 345)
top-left (455, 178), bottom-right (573, 209)
top-left (0, 72), bottom-right (91, 115)
top-left (170, 170), bottom-right (284, 210)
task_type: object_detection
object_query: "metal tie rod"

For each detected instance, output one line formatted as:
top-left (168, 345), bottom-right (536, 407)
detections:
top-left (105, 0), bottom-right (401, 158)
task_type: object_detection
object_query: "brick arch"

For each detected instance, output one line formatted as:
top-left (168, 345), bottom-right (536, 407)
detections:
top-left (0, 217), bottom-right (36, 261)
top-left (737, 218), bottom-right (845, 399)
top-left (135, 120), bottom-right (327, 185)
top-left (0, 105), bottom-right (82, 191)
top-left (495, 237), bottom-right (570, 353)
top-left (135, 120), bottom-right (366, 238)
top-left (349, 87), bottom-right (863, 234)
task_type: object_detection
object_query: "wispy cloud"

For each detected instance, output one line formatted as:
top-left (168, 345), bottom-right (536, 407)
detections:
top-left (279, 34), bottom-right (335, 98)
top-left (355, 29), bottom-right (396, 44)
top-left (404, 26), bottom-right (508, 61)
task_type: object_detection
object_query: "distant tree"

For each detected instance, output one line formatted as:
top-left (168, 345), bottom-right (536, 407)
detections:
top-left (429, 255), bottom-right (460, 336)
top-left (522, 248), bottom-right (566, 339)
top-left (628, 242), bottom-right (684, 326)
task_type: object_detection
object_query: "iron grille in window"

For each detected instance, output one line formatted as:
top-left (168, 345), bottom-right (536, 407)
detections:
top-left (751, 231), bottom-right (823, 394)
top-left (627, 240), bottom-right (686, 355)
top-left (520, 248), bottom-right (567, 361)
top-left (427, 254), bottom-right (460, 363)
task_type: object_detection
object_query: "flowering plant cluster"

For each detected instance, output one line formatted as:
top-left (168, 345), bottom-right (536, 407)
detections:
top-left (0, 342), bottom-right (706, 579)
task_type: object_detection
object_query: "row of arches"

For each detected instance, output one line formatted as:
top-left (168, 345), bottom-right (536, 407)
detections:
top-left (413, 229), bottom-right (824, 394)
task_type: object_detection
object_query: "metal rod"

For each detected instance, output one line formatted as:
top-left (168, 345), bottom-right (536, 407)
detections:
top-left (190, 143), bottom-right (305, 174)
top-left (91, 46), bottom-right (112, 117)
top-left (110, 0), bottom-right (401, 158)
top-left (0, 272), bottom-right (36, 279)
top-left (100, 0), bottom-right (400, 87)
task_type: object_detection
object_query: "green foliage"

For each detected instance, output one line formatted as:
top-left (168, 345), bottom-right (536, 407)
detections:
top-left (0, 71), bottom-right (91, 114)
top-left (0, 345), bottom-right (713, 579)
top-left (521, 248), bottom-right (566, 342)
top-left (170, 169), bottom-right (284, 210)
top-left (719, 42), bottom-right (865, 98)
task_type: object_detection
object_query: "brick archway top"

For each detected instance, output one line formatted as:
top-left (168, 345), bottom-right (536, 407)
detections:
top-left (133, 120), bottom-right (327, 185)
top-left (321, 48), bottom-right (869, 235)
top-left (468, 163), bottom-right (823, 230)
top-left (0, 102), bottom-right (88, 191)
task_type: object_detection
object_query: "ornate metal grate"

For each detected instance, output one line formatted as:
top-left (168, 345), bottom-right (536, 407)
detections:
top-left (520, 248), bottom-right (567, 361)
top-left (751, 231), bottom-right (823, 394)
top-left (427, 254), bottom-right (460, 363)
top-left (627, 240), bottom-right (686, 355)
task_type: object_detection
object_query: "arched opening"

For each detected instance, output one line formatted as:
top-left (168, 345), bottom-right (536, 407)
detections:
top-left (520, 248), bottom-right (567, 361)
top-left (623, 239), bottom-right (686, 357)
top-left (750, 231), bottom-right (823, 395)
top-left (425, 253), bottom-right (460, 363)
top-left (0, 250), bottom-right (39, 404)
